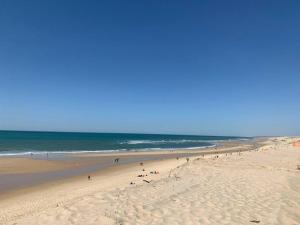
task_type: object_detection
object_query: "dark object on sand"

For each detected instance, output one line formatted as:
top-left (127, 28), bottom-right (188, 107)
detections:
top-left (130, 182), bottom-right (135, 185)
top-left (88, 175), bottom-right (91, 180)
top-left (140, 162), bottom-right (144, 166)
top-left (176, 157), bottom-right (179, 160)
top-left (297, 165), bottom-right (300, 170)
top-left (142, 169), bottom-right (145, 171)
top-left (150, 171), bottom-right (159, 174)
top-left (114, 158), bottom-right (119, 163)
top-left (137, 174), bottom-right (144, 177)
top-left (143, 179), bottom-right (151, 183)
top-left (186, 158), bottom-right (189, 162)
top-left (250, 220), bottom-right (260, 223)
top-left (175, 175), bottom-right (181, 180)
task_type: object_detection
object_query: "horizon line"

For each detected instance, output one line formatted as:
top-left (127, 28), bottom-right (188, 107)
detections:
top-left (0, 129), bottom-right (251, 138)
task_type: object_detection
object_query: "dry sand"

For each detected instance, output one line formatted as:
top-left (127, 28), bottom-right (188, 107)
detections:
top-left (0, 137), bottom-right (299, 225)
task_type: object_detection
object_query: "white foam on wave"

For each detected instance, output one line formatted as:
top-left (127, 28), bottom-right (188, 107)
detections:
top-left (0, 144), bottom-right (217, 156)
top-left (130, 144), bottom-right (217, 151)
top-left (0, 149), bottom-right (128, 156)
top-left (121, 139), bottom-right (216, 145)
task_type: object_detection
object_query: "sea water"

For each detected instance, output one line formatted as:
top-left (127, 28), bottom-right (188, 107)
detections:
top-left (0, 130), bottom-right (247, 156)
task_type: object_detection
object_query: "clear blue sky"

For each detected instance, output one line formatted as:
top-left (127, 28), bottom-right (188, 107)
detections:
top-left (0, 0), bottom-right (299, 136)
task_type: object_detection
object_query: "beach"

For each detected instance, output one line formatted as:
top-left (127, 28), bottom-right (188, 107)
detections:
top-left (0, 137), bottom-right (299, 225)
top-left (2, 0), bottom-right (299, 224)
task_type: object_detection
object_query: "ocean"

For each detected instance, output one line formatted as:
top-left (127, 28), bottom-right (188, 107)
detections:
top-left (0, 130), bottom-right (246, 155)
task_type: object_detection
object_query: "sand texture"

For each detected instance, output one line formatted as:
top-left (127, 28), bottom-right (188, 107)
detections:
top-left (1, 137), bottom-right (299, 225)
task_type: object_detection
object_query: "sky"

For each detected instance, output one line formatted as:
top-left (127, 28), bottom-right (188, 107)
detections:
top-left (0, 0), bottom-right (299, 137)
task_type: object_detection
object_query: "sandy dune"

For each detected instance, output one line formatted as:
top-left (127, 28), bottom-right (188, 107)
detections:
top-left (1, 137), bottom-right (300, 225)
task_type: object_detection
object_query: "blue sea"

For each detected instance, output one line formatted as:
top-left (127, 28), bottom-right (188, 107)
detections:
top-left (0, 131), bottom-right (246, 156)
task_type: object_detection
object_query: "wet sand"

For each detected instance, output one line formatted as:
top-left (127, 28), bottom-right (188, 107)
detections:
top-left (0, 140), bottom-right (256, 195)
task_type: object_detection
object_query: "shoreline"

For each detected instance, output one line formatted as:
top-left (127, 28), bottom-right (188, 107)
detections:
top-left (0, 141), bottom-right (228, 157)
top-left (0, 139), bottom-right (256, 197)
top-left (0, 144), bottom-right (217, 156)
